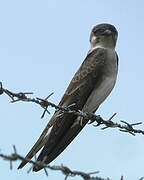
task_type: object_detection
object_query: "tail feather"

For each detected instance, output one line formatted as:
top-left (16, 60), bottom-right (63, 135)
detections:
top-left (18, 125), bottom-right (52, 169)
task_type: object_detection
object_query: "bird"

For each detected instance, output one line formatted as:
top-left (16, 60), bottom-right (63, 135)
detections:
top-left (18, 23), bottom-right (118, 172)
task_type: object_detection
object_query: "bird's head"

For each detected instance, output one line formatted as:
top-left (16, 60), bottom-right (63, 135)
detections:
top-left (90, 24), bottom-right (118, 50)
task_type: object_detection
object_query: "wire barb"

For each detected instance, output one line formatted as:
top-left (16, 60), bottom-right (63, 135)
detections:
top-left (0, 82), bottom-right (4, 95)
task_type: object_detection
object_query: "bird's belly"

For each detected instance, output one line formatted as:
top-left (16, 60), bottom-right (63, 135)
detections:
top-left (83, 76), bottom-right (116, 113)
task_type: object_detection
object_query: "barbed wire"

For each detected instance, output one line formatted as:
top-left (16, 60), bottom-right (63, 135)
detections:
top-left (0, 145), bottom-right (144, 180)
top-left (0, 82), bottom-right (144, 136)
top-left (0, 145), bottom-right (109, 180)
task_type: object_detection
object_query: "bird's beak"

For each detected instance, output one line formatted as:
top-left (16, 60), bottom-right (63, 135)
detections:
top-left (101, 29), bottom-right (112, 36)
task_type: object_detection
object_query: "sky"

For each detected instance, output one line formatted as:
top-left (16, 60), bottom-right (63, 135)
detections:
top-left (0, 0), bottom-right (144, 180)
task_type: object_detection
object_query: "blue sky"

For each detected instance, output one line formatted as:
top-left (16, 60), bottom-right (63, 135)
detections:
top-left (0, 0), bottom-right (144, 180)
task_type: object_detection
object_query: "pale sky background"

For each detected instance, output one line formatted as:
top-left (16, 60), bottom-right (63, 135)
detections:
top-left (0, 0), bottom-right (144, 180)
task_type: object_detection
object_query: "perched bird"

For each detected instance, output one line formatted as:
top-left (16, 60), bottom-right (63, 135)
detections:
top-left (18, 23), bottom-right (118, 171)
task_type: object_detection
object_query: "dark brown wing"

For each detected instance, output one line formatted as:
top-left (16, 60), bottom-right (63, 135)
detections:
top-left (59, 48), bottom-right (105, 107)
top-left (32, 48), bottom-right (106, 171)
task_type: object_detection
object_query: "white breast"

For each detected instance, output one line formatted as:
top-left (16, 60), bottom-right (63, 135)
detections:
top-left (83, 76), bottom-right (117, 113)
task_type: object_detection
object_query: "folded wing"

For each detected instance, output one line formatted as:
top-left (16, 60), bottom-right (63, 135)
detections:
top-left (18, 48), bottom-right (106, 171)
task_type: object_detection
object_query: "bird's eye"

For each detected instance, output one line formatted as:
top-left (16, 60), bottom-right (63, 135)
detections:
top-left (99, 29), bottom-right (105, 33)
top-left (94, 29), bottom-right (105, 35)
